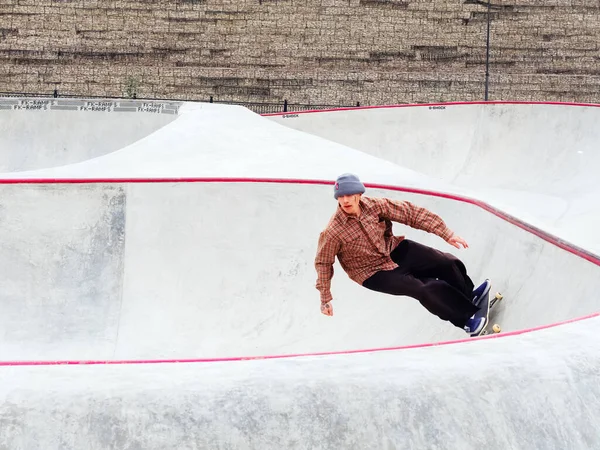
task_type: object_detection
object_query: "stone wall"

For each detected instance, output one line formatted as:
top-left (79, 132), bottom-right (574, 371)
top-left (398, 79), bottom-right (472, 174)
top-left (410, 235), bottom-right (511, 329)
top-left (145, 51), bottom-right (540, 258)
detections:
top-left (0, 0), bottom-right (599, 106)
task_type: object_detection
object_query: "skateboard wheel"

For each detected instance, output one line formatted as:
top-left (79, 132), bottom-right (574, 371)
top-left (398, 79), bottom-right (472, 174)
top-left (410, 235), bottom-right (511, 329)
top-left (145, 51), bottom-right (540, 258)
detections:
top-left (495, 293), bottom-right (503, 300)
top-left (492, 324), bottom-right (501, 333)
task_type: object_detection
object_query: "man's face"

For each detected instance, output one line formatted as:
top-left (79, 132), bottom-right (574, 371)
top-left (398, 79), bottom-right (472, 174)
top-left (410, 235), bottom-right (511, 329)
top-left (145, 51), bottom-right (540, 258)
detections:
top-left (337, 194), bottom-right (361, 215)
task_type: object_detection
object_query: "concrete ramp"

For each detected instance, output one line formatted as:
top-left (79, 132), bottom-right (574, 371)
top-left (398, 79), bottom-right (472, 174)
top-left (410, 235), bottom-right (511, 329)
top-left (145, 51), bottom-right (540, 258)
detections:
top-left (0, 180), bottom-right (599, 448)
top-left (0, 97), bottom-right (179, 172)
top-left (2, 316), bottom-right (599, 450)
top-left (0, 100), bottom-right (453, 194)
top-left (1, 99), bottom-right (600, 448)
top-left (267, 102), bottom-right (600, 254)
top-left (1, 181), bottom-right (599, 361)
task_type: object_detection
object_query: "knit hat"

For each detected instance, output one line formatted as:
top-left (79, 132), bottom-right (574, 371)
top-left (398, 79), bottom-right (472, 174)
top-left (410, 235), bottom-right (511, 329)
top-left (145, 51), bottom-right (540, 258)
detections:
top-left (333, 173), bottom-right (365, 199)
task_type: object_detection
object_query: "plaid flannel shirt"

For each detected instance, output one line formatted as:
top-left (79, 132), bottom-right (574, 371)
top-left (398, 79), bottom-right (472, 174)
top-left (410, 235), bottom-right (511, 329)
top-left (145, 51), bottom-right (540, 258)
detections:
top-left (314, 196), bottom-right (454, 303)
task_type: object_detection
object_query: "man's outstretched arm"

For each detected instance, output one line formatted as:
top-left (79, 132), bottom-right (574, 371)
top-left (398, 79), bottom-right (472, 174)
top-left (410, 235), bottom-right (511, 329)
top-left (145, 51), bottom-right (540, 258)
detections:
top-left (377, 197), bottom-right (468, 247)
top-left (314, 230), bottom-right (341, 305)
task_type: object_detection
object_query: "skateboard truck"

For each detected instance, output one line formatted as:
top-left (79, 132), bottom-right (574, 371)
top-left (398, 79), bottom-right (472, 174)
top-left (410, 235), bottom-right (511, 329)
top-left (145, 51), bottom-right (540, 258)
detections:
top-left (481, 292), bottom-right (503, 335)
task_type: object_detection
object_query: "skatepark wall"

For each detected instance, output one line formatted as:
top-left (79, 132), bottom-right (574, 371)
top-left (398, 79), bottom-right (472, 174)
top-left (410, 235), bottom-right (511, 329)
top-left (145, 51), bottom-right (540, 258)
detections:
top-left (1, 315), bottom-right (599, 450)
top-left (267, 101), bottom-right (600, 255)
top-left (0, 97), bottom-right (180, 173)
top-left (1, 179), bottom-right (599, 361)
top-left (265, 101), bottom-right (600, 190)
top-left (1, 179), bottom-right (599, 448)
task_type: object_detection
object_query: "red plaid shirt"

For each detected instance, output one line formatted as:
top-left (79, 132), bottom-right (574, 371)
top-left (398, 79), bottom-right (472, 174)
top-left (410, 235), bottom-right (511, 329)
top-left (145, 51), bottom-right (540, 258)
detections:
top-left (314, 196), bottom-right (454, 303)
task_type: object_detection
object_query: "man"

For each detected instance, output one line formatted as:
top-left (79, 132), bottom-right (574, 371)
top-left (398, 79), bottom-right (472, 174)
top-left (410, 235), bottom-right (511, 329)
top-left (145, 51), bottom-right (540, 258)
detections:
top-left (314, 173), bottom-right (486, 335)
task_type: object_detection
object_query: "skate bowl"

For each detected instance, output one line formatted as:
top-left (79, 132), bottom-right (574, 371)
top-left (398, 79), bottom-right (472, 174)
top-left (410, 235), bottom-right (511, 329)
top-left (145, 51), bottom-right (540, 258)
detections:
top-left (267, 101), bottom-right (600, 255)
top-left (0, 97), bottom-right (180, 172)
top-left (1, 179), bottom-right (600, 449)
top-left (1, 99), bottom-right (600, 449)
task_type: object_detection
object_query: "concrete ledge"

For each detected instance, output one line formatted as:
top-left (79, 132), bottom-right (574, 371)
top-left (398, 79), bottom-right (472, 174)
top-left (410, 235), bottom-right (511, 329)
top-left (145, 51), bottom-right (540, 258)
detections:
top-left (1, 316), bottom-right (599, 449)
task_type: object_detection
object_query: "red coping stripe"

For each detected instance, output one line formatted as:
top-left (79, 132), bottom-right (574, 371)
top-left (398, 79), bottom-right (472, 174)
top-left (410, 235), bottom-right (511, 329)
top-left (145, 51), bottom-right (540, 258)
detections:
top-left (1, 312), bottom-right (598, 367)
top-left (0, 176), bottom-right (598, 366)
top-left (262, 100), bottom-right (600, 116)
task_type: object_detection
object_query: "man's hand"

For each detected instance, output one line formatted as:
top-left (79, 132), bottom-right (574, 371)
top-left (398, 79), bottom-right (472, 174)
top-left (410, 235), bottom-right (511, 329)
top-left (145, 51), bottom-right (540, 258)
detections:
top-left (320, 301), bottom-right (333, 316)
top-left (448, 235), bottom-right (469, 249)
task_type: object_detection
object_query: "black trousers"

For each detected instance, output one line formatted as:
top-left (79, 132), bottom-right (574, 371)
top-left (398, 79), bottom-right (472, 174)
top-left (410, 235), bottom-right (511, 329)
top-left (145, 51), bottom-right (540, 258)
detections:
top-left (362, 239), bottom-right (479, 328)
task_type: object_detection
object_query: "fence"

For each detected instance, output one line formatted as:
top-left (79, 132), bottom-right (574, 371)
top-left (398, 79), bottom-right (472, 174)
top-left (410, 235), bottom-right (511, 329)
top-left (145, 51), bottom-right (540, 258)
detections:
top-left (0, 91), bottom-right (359, 115)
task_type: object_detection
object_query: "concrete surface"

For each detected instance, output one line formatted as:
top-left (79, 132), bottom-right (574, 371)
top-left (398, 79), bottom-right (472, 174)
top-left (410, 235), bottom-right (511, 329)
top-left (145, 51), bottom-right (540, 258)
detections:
top-left (1, 182), bottom-right (599, 362)
top-left (1, 99), bottom-right (599, 449)
top-left (0, 184), bottom-right (126, 359)
top-left (0, 97), bottom-right (179, 172)
top-left (2, 315), bottom-right (599, 450)
top-left (0, 100), bottom-right (454, 193)
top-left (267, 102), bottom-right (600, 255)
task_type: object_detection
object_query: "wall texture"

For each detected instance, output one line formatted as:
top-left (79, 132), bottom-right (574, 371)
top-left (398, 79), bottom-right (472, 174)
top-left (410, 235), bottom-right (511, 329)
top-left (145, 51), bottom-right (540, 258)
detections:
top-left (1, 0), bottom-right (599, 105)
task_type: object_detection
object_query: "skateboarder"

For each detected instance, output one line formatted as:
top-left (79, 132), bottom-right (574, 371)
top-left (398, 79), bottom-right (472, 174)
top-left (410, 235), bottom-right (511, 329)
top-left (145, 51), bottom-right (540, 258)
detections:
top-left (314, 173), bottom-right (486, 335)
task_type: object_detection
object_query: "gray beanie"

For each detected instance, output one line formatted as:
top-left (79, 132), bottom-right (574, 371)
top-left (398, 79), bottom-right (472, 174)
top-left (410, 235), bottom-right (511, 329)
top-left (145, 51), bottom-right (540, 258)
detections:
top-left (334, 173), bottom-right (365, 199)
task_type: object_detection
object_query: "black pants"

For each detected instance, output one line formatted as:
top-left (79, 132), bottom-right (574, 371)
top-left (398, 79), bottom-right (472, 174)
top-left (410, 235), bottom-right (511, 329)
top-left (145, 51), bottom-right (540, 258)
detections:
top-left (362, 239), bottom-right (479, 328)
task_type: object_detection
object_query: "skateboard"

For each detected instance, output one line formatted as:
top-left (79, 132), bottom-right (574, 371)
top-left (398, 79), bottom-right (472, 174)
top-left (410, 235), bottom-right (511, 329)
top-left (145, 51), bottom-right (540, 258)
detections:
top-left (470, 279), bottom-right (504, 337)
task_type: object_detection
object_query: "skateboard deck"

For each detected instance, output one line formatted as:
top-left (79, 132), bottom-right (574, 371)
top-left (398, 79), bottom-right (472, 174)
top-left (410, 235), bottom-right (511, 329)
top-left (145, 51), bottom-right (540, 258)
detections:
top-left (470, 279), bottom-right (504, 337)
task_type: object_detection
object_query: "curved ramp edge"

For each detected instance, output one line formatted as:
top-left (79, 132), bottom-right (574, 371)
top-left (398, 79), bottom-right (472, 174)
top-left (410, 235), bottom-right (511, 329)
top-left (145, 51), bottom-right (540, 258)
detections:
top-left (0, 179), bottom-right (598, 363)
top-left (1, 314), bottom-right (599, 449)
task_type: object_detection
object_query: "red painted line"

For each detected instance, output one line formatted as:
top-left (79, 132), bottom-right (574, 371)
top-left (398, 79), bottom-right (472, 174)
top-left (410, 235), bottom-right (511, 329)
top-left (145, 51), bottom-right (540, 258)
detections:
top-left (1, 312), bottom-right (598, 367)
top-left (262, 100), bottom-right (600, 116)
top-left (0, 176), bottom-right (598, 367)
top-left (1, 176), bottom-right (596, 266)
top-left (0, 177), bottom-right (330, 185)
top-left (367, 182), bottom-right (600, 267)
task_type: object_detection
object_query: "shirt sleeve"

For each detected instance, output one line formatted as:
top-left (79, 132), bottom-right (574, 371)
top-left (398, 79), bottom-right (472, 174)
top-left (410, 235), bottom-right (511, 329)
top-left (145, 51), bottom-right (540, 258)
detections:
top-left (314, 230), bottom-right (341, 303)
top-left (377, 197), bottom-right (454, 241)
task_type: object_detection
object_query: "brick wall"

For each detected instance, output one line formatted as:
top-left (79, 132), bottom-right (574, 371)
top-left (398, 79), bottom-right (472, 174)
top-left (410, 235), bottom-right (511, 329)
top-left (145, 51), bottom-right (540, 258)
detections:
top-left (1, 0), bottom-right (599, 105)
